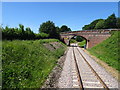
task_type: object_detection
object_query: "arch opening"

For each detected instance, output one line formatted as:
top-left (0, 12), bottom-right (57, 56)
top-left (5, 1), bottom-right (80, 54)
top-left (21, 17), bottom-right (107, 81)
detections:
top-left (69, 35), bottom-right (87, 48)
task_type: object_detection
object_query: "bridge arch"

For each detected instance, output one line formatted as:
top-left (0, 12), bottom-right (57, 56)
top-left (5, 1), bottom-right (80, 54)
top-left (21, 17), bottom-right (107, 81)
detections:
top-left (69, 35), bottom-right (89, 48)
top-left (60, 29), bottom-right (113, 48)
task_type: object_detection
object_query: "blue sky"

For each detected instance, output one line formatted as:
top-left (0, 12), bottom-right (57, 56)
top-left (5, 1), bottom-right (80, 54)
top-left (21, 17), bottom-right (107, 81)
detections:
top-left (2, 2), bottom-right (118, 33)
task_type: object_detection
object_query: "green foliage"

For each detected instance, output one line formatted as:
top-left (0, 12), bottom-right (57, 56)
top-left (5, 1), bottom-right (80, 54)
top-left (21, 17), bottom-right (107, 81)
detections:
top-left (38, 21), bottom-right (71, 39)
top-left (70, 39), bottom-right (77, 43)
top-left (19, 24), bottom-right (24, 31)
top-left (2, 39), bottom-right (66, 88)
top-left (88, 31), bottom-right (120, 71)
top-left (78, 40), bottom-right (86, 48)
top-left (104, 13), bottom-right (117, 29)
top-left (39, 21), bottom-right (59, 39)
top-left (75, 36), bottom-right (84, 42)
top-left (82, 19), bottom-right (103, 30)
top-left (82, 25), bottom-right (90, 30)
top-left (56, 26), bottom-right (61, 33)
top-left (35, 33), bottom-right (49, 39)
top-left (82, 13), bottom-right (119, 30)
top-left (25, 27), bottom-right (35, 40)
top-left (95, 20), bottom-right (105, 29)
top-left (70, 36), bottom-right (85, 45)
top-left (116, 18), bottom-right (120, 28)
top-left (2, 21), bottom-right (72, 40)
top-left (2, 25), bottom-right (49, 40)
top-left (60, 25), bottom-right (71, 32)
top-left (89, 19), bottom-right (103, 29)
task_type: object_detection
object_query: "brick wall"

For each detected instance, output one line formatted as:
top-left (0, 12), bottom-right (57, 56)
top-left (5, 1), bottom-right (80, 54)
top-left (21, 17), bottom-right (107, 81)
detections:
top-left (60, 30), bottom-right (115, 48)
top-left (87, 35), bottom-right (111, 48)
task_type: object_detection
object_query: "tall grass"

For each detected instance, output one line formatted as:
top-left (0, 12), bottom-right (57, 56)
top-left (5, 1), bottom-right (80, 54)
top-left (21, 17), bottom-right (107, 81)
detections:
top-left (2, 39), bottom-right (66, 88)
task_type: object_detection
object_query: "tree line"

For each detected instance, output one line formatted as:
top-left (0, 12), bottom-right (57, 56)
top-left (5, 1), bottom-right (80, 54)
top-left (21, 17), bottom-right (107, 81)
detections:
top-left (82, 14), bottom-right (120, 30)
top-left (1, 21), bottom-right (71, 40)
top-left (1, 13), bottom-right (119, 40)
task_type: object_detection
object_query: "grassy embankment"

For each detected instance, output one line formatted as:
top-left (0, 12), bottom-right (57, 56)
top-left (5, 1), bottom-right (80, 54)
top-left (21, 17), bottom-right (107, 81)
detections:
top-left (2, 39), bottom-right (66, 88)
top-left (88, 31), bottom-right (120, 72)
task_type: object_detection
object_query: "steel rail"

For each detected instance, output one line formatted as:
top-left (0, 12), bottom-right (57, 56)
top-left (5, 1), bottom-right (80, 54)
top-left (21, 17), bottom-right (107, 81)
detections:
top-left (73, 47), bottom-right (84, 90)
top-left (76, 47), bottom-right (109, 90)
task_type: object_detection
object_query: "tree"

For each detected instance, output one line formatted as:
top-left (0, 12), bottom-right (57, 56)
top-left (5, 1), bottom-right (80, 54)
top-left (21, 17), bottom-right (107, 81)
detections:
top-left (56, 26), bottom-right (60, 33)
top-left (95, 20), bottom-right (105, 29)
top-left (82, 25), bottom-right (91, 30)
top-left (82, 19), bottom-right (103, 30)
top-left (19, 24), bottom-right (24, 32)
top-left (104, 13), bottom-right (117, 29)
top-left (19, 24), bottom-right (25, 39)
top-left (25, 27), bottom-right (35, 40)
top-left (55, 26), bottom-right (61, 39)
top-left (82, 14), bottom-right (118, 30)
top-left (116, 18), bottom-right (120, 28)
top-left (2, 26), bottom-right (15, 40)
top-left (75, 36), bottom-right (84, 42)
top-left (14, 27), bottom-right (19, 39)
top-left (60, 25), bottom-right (71, 32)
top-left (89, 19), bottom-right (103, 29)
top-left (39, 21), bottom-right (58, 38)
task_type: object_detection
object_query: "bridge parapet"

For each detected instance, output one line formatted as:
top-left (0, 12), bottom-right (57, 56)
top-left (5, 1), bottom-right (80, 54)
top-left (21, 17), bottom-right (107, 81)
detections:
top-left (60, 29), bottom-right (119, 34)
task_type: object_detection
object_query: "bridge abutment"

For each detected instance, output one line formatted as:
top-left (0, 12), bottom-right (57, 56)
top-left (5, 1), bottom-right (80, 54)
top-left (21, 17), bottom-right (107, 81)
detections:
top-left (86, 35), bottom-right (111, 48)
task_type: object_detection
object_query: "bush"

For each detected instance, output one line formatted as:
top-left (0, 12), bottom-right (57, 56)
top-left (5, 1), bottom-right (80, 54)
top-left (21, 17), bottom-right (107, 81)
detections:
top-left (35, 33), bottom-right (49, 39)
top-left (2, 39), bottom-right (66, 88)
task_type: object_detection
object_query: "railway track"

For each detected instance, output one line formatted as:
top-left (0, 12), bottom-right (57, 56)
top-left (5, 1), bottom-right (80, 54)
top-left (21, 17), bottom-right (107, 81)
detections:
top-left (72, 46), bottom-right (109, 89)
top-left (58, 45), bottom-right (118, 88)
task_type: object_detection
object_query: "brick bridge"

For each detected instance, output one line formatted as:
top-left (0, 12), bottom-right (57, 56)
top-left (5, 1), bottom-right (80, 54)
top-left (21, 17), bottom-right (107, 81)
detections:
top-left (60, 29), bottom-right (119, 48)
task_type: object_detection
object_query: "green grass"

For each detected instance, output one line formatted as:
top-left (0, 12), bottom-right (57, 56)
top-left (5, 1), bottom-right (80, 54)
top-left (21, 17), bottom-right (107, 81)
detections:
top-left (88, 31), bottom-right (120, 71)
top-left (70, 39), bottom-right (77, 43)
top-left (2, 39), bottom-right (66, 88)
top-left (78, 40), bottom-right (86, 48)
